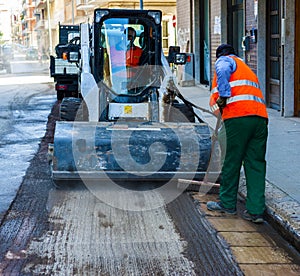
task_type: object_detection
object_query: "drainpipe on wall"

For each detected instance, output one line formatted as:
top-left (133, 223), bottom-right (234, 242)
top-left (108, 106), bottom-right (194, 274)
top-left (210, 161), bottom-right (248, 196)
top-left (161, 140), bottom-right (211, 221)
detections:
top-left (190, 0), bottom-right (193, 52)
top-left (72, 0), bottom-right (74, 24)
top-left (46, 0), bottom-right (52, 55)
top-left (140, 0), bottom-right (143, 10)
top-left (280, 0), bottom-right (286, 116)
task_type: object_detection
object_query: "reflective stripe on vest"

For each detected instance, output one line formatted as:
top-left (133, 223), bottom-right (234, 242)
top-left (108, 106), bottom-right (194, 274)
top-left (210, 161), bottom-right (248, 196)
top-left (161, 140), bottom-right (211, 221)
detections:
top-left (210, 94), bottom-right (265, 113)
top-left (227, 94), bottom-right (265, 105)
top-left (211, 79), bottom-right (260, 94)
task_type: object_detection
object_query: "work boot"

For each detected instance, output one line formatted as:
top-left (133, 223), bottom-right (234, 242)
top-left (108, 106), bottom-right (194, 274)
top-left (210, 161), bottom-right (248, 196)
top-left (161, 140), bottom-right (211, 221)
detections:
top-left (242, 210), bottom-right (264, 224)
top-left (206, 201), bottom-right (237, 215)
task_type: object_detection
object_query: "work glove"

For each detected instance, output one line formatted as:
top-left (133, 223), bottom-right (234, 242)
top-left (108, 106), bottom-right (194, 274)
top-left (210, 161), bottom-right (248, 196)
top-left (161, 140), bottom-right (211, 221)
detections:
top-left (216, 97), bottom-right (228, 109)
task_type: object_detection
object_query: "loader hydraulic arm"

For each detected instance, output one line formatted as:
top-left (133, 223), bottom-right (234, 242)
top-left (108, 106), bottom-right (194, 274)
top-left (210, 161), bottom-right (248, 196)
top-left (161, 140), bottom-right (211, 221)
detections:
top-left (80, 23), bottom-right (99, 122)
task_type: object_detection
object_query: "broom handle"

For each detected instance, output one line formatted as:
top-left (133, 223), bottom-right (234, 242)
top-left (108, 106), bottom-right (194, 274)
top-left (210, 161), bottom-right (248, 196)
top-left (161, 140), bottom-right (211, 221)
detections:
top-left (203, 113), bottom-right (222, 184)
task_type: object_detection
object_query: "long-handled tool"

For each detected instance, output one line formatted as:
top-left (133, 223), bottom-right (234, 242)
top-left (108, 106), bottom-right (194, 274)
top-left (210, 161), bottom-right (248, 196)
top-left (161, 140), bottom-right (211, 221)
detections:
top-left (168, 82), bottom-right (223, 193)
top-left (178, 107), bottom-right (223, 194)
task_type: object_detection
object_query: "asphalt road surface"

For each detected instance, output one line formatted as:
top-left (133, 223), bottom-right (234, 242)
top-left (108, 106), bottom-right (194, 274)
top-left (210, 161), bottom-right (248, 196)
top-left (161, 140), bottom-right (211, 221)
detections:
top-left (0, 73), bottom-right (300, 275)
top-left (0, 73), bottom-right (55, 219)
top-left (1, 69), bottom-right (300, 275)
top-left (0, 82), bottom-right (243, 275)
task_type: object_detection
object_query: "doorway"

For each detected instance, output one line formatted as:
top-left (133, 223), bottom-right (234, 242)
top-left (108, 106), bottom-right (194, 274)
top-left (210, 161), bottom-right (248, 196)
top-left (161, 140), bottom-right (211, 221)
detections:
top-left (266, 0), bottom-right (281, 110)
top-left (199, 0), bottom-right (210, 84)
top-left (295, 1), bottom-right (300, 116)
top-left (227, 0), bottom-right (244, 59)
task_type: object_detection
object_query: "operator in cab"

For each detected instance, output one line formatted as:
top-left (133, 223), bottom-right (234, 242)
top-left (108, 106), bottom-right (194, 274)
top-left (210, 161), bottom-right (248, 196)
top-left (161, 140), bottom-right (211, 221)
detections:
top-left (125, 27), bottom-right (143, 67)
top-left (109, 27), bottom-right (143, 70)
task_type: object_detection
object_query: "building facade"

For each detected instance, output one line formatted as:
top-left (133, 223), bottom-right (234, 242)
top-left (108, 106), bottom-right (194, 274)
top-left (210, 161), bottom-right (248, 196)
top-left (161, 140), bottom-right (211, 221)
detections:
top-left (6, 0), bottom-right (300, 117)
top-left (32, 0), bottom-right (177, 56)
top-left (0, 1), bottom-right (13, 44)
top-left (22, 0), bottom-right (37, 47)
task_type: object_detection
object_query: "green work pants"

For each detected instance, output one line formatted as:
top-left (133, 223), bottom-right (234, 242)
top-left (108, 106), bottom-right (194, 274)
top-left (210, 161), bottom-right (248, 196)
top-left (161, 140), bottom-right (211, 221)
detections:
top-left (218, 116), bottom-right (268, 214)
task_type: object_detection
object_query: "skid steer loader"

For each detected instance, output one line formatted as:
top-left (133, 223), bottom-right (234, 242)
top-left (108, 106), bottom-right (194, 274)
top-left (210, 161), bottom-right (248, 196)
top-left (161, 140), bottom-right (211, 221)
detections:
top-left (48, 9), bottom-right (215, 186)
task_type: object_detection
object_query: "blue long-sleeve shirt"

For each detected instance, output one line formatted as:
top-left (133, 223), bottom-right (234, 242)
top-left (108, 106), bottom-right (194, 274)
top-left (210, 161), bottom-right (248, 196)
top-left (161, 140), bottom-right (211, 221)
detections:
top-left (215, 55), bottom-right (237, 97)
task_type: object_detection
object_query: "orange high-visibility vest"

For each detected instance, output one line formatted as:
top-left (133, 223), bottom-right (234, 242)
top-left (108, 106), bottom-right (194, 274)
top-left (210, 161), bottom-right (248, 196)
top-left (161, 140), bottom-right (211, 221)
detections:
top-left (126, 46), bottom-right (143, 67)
top-left (210, 56), bottom-right (268, 120)
top-left (110, 45), bottom-right (143, 68)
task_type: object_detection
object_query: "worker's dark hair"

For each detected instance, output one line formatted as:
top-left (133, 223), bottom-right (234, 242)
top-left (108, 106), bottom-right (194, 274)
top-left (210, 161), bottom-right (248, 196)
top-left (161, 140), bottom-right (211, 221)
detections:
top-left (125, 27), bottom-right (136, 40)
top-left (216, 44), bottom-right (236, 58)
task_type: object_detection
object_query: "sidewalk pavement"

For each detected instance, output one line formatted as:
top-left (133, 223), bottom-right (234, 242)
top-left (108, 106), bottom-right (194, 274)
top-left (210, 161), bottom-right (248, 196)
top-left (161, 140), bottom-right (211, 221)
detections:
top-left (178, 84), bottom-right (300, 251)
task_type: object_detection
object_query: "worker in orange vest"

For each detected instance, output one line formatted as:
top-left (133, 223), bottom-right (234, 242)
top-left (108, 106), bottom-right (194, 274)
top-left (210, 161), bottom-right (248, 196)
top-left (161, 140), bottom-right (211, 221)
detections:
top-left (125, 27), bottom-right (143, 67)
top-left (109, 27), bottom-right (143, 79)
top-left (207, 44), bottom-right (268, 223)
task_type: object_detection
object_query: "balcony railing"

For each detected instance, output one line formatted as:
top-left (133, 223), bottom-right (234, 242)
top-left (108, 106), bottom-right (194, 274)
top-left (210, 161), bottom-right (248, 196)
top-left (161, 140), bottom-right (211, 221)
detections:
top-left (76, 0), bottom-right (86, 5)
top-left (76, 0), bottom-right (95, 11)
top-left (87, 0), bottom-right (102, 4)
top-left (26, 17), bottom-right (36, 21)
top-left (34, 19), bottom-right (45, 30)
top-left (35, 0), bottom-right (46, 9)
top-left (25, 0), bottom-right (36, 8)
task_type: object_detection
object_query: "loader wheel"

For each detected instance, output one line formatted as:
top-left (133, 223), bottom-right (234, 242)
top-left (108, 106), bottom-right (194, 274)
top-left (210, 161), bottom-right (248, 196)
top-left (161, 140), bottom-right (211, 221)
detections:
top-left (52, 179), bottom-right (65, 189)
top-left (169, 102), bottom-right (195, 123)
top-left (59, 97), bottom-right (88, 121)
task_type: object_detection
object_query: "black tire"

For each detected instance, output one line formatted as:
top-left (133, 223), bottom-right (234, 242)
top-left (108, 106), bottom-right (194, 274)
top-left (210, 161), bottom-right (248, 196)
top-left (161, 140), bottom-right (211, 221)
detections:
top-left (168, 102), bottom-right (195, 123)
top-left (52, 179), bottom-right (65, 189)
top-left (59, 97), bottom-right (88, 121)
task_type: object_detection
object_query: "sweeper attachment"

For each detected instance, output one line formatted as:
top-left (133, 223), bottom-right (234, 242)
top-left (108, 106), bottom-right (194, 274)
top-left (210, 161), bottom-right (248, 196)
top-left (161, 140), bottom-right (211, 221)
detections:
top-left (48, 9), bottom-right (218, 186)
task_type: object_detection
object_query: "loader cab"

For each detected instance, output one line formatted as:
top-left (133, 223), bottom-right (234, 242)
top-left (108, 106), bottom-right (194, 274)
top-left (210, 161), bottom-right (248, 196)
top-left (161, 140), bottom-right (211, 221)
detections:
top-left (92, 9), bottom-right (163, 103)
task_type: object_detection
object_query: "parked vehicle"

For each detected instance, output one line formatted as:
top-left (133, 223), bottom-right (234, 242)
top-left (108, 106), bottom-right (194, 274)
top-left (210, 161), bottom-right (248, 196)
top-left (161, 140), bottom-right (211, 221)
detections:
top-left (2, 44), bottom-right (14, 60)
top-left (0, 45), bottom-right (12, 73)
top-left (25, 47), bottom-right (39, 60)
top-left (50, 24), bottom-right (80, 100)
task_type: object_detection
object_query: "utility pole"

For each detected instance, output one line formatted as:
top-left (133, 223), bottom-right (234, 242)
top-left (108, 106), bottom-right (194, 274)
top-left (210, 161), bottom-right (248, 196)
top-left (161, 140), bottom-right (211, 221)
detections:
top-left (140, 0), bottom-right (143, 10)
